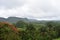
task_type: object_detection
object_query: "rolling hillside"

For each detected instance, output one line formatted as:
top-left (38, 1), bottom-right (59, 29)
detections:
top-left (0, 17), bottom-right (38, 23)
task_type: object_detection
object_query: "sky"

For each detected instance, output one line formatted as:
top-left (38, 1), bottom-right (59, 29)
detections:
top-left (0, 0), bottom-right (60, 20)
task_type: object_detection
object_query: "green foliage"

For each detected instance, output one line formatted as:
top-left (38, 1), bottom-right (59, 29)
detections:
top-left (15, 20), bottom-right (27, 28)
top-left (0, 23), bottom-right (20, 40)
top-left (25, 24), bottom-right (36, 40)
top-left (1, 21), bottom-right (60, 40)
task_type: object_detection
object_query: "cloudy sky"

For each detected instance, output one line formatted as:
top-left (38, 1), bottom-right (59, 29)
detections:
top-left (0, 0), bottom-right (60, 20)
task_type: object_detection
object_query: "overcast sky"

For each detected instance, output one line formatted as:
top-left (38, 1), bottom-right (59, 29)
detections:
top-left (0, 0), bottom-right (60, 20)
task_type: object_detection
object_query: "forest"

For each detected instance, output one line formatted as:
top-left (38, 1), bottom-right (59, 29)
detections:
top-left (0, 20), bottom-right (60, 40)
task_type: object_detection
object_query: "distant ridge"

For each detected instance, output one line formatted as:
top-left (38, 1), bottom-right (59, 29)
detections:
top-left (0, 17), bottom-right (60, 24)
top-left (0, 17), bottom-right (38, 23)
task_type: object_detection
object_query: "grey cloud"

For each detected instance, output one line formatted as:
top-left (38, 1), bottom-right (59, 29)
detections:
top-left (0, 0), bottom-right (25, 9)
top-left (0, 0), bottom-right (60, 20)
top-left (26, 0), bottom-right (60, 19)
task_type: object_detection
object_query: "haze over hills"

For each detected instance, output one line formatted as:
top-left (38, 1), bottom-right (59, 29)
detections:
top-left (0, 17), bottom-right (39, 23)
top-left (0, 17), bottom-right (60, 24)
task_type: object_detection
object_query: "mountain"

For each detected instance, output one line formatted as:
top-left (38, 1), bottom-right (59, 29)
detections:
top-left (0, 17), bottom-right (38, 23)
top-left (0, 17), bottom-right (60, 24)
top-left (0, 17), bottom-right (6, 22)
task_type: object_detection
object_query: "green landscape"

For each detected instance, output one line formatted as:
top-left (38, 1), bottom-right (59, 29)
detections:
top-left (0, 17), bottom-right (60, 40)
top-left (0, 0), bottom-right (60, 40)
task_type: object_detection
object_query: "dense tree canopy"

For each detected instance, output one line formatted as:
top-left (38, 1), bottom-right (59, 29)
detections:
top-left (0, 21), bottom-right (60, 40)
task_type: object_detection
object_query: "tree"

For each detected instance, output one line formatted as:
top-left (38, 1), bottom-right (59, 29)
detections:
top-left (0, 22), bottom-right (20, 40)
top-left (15, 20), bottom-right (27, 28)
top-left (25, 23), bottom-right (36, 40)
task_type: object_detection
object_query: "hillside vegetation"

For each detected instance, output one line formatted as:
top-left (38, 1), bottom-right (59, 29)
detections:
top-left (0, 20), bottom-right (60, 40)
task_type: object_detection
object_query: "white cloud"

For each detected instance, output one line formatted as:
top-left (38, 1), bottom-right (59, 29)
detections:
top-left (0, 0), bottom-right (60, 20)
